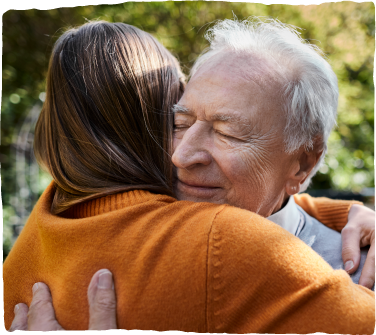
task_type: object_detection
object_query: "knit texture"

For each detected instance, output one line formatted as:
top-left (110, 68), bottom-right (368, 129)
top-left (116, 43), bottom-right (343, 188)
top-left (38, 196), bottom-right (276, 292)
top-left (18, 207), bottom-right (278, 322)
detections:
top-left (294, 194), bottom-right (362, 232)
top-left (4, 183), bottom-right (374, 333)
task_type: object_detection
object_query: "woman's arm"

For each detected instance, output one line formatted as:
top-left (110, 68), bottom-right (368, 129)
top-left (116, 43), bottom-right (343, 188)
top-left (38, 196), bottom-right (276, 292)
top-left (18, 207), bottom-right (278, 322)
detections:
top-left (294, 193), bottom-right (362, 232)
top-left (9, 206), bottom-right (375, 333)
top-left (210, 206), bottom-right (374, 334)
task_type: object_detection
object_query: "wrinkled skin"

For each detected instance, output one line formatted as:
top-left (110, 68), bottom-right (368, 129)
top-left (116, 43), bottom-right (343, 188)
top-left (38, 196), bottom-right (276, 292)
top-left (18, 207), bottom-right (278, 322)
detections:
top-left (172, 52), bottom-right (321, 217)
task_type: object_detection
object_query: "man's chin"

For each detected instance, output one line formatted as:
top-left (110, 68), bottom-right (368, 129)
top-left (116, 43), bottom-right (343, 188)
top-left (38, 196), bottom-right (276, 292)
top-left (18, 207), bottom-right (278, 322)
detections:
top-left (175, 189), bottom-right (223, 204)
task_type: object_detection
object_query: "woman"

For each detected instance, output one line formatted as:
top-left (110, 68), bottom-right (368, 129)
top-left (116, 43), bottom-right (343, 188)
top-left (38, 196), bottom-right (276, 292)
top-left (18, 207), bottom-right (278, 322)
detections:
top-left (4, 21), bottom-right (374, 333)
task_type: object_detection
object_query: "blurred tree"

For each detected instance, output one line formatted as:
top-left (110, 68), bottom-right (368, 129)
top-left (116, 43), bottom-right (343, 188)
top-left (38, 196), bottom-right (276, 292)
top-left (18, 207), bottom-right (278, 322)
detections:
top-left (2, 2), bottom-right (374, 259)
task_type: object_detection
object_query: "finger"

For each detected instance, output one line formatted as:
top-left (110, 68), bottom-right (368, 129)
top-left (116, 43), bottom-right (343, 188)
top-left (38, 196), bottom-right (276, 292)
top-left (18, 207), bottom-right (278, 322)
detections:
top-left (87, 269), bottom-right (102, 307)
top-left (88, 269), bottom-right (117, 330)
top-left (341, 225), bottom-right (361, 274)
top-left (358, 242), bottom-right (375, 289)
top-left (28, 282), bottom-right (64, 331)
top-left (9, 303), bottom-right (28, 331)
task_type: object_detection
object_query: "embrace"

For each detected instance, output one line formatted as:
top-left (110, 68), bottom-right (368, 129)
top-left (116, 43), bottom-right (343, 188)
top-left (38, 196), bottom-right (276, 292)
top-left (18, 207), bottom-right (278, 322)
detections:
top-left (4, 18), bottom-right (375, 333)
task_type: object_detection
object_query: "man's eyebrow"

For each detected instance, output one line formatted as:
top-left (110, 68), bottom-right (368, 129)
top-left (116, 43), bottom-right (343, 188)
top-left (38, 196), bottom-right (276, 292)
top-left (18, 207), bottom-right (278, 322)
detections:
top-left (172, 104), bottom-right (191, 114)
top-left (172, 105), bottom-right (250, 126)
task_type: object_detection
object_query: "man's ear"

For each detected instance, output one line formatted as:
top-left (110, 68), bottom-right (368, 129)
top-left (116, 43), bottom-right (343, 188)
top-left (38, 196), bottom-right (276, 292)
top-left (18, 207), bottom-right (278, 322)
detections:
top-left (286, 138), bottom-right (324, 195)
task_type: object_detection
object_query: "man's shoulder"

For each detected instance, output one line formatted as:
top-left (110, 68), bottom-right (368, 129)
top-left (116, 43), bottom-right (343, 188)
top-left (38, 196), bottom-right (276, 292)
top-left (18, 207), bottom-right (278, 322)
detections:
top-left (297, 206), bottom-right (344, 261)
top-left (297, 206), bottom-right (342, 249)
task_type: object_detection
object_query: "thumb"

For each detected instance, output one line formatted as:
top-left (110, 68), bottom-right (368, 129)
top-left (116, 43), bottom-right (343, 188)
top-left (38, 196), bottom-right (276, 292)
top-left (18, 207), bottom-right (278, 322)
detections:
top-left (341, 226), bottom-right (361, 274)
top-left (88, 269), bottom-right (117, 330)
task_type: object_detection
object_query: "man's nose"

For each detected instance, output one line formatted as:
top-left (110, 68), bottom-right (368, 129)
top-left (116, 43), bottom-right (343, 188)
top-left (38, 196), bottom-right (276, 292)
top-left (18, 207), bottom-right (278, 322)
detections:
top-left (172, 124), bottom-right (212, 169)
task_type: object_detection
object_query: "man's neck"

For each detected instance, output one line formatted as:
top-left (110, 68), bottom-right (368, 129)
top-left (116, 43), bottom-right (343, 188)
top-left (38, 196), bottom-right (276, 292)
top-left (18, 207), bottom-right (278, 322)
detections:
top-left (267, 196), bottom-right (301, 236)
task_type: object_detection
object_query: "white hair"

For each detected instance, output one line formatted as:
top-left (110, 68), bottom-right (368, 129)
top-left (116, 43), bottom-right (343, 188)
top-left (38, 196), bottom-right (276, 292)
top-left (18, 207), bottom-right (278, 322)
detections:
top-left (190, 17), bottom-right (339, 191)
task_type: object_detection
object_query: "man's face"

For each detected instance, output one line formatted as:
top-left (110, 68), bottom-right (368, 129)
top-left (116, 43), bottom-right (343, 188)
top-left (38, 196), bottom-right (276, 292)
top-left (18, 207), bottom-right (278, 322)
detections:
top-left (172, 52), bottom-right (300, 217)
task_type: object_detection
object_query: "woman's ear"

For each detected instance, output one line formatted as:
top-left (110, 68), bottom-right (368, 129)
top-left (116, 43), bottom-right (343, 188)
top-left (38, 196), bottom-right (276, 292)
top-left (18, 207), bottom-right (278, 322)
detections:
top-left (285, 138), bottom-right (324, 195)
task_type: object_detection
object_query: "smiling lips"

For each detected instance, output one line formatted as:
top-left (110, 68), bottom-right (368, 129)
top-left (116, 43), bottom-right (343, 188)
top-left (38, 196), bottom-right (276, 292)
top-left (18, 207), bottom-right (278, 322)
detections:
top-left (179, 179), bottom-right (218, 188)
top-left (177, 179), bottom-right (221, 199)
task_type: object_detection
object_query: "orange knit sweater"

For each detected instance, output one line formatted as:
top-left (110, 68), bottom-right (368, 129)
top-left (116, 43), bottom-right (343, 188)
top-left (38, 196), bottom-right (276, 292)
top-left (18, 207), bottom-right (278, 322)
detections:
top-left (4, 183), bottom-right (373, 333)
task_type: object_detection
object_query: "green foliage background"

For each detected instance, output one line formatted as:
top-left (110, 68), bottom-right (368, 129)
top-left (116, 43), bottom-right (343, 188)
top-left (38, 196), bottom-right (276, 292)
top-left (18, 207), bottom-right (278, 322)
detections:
top-left (2, 2), bottom-right (374, 257)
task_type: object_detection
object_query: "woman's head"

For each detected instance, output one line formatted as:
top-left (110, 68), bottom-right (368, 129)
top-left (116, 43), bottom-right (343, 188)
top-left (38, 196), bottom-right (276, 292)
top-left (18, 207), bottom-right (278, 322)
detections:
top-left (34, 21), bottom-right (185, 214)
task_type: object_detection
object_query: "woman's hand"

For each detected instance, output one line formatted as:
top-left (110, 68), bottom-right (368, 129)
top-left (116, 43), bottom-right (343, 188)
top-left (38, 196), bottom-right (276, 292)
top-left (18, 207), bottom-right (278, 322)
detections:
top-left (9, 269), bottom-right (117, 331)
top-left (342, 204), bottom-right (375, 289)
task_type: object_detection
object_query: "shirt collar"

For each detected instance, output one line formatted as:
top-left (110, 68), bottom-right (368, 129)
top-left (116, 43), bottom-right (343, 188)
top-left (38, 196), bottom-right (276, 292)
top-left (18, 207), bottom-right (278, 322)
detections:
top-left (267, 196), bottom-right (300, 236)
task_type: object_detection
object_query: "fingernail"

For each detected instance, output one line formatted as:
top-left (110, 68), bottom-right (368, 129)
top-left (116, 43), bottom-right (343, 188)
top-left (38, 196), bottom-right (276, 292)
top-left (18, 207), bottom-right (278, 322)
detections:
top-left (32, 282), bottom-right (39, 294)
top-left (345, 261), bottom-right (354, 272)
top-left (98, 271), bottom-right (113, 289)
top-left (14, 304), bottom-right (19, 314)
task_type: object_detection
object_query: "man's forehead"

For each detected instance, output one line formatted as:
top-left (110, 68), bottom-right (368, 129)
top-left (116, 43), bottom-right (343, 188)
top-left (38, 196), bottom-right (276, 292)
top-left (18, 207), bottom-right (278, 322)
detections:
top-left (174, 51), bottom-right (287, 129)
top-left (192, 51), bottom-right (286, 90)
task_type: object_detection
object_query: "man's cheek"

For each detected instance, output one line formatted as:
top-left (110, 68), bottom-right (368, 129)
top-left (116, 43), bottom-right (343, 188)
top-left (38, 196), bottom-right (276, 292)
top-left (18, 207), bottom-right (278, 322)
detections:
top-left (230, 150), bottom-right (272, 189)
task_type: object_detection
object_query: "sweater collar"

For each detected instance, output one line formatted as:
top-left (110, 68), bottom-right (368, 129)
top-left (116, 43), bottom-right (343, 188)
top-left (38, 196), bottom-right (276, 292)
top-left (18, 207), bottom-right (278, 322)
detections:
top-left (55, 186), bottom-right (174, 219)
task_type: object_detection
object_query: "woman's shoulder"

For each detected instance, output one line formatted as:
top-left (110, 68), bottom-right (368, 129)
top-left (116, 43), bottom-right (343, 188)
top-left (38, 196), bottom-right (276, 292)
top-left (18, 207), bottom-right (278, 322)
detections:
top-left (211, 204), bottom-right (293, 241)
top-left (206, 205), bottom-right (340, 292)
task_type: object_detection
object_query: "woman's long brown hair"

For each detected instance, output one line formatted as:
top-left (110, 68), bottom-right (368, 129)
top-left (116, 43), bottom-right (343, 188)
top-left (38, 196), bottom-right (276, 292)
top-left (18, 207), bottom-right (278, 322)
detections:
top-left (34, 21), bottom-right (185, 214)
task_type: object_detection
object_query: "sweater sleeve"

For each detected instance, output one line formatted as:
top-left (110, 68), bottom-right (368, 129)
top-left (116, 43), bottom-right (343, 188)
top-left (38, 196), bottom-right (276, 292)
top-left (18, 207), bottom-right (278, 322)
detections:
top-left (294, 193), bottom-right (362, 232)
top-left (207, 206), bottom-right (374, 334)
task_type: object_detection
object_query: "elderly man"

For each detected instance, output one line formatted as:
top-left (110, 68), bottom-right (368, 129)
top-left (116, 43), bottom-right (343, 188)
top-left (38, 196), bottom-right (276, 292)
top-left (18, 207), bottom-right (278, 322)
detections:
top-left (172, 18), bottom-right (372, 287)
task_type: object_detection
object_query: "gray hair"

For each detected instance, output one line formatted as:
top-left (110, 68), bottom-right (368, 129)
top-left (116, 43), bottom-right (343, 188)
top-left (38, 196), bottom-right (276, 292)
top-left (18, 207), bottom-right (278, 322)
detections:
top-left (190, 17), bottom-right (339, 190)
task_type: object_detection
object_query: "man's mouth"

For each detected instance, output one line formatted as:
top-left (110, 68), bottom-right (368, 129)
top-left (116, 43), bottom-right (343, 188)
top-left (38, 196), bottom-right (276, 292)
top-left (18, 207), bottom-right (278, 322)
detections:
top-left (176, 179), bottom-right (221, 199)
